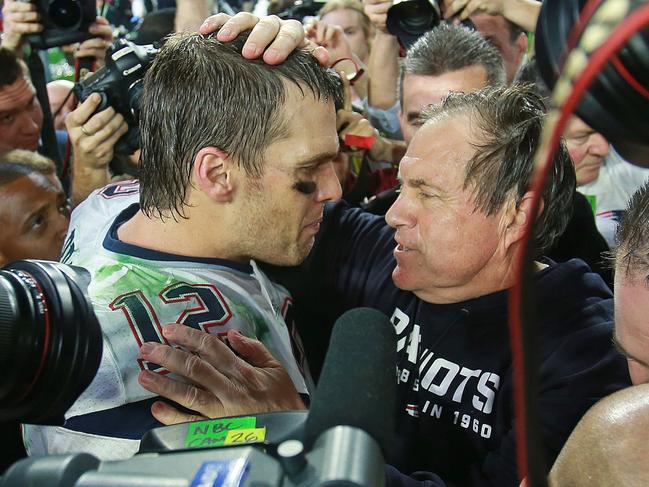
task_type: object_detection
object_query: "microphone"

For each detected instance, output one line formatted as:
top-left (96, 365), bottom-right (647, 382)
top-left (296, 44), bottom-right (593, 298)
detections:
top-left (277, 307), bottom-right (397, 486)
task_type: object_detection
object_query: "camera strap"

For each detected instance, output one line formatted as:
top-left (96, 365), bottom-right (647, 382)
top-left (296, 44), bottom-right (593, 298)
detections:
top-left (26, 50), bottom-right (64, 176)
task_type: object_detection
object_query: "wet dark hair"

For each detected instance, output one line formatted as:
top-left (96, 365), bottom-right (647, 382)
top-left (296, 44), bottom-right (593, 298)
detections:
top-left (138, 31), bottom-right (344, 219)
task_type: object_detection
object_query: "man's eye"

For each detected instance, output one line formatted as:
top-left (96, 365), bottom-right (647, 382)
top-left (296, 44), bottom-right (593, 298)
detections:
top-left (568, 134), bottom-right (589, 144)
top-left (31, 215), bottom-right (46, 232)
top-left (344, 28), bottom-right (357, 36)
top-left (0, 114), bottom-right (15, 125)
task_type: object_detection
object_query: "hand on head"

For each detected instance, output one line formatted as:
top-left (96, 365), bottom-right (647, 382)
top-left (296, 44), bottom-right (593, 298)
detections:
top-left (198, 12), bottom-right (330, 66)
top-left (138, 324), bottom-right (306, 424)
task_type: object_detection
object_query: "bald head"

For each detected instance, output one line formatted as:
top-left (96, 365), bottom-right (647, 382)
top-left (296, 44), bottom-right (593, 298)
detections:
top-left (549, 384), bottom-right (649, 486)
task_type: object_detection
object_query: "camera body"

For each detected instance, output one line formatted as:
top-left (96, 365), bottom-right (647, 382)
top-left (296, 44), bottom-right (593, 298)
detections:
top-left (74, 39), bottom-right (159, 155)
top-left (386, 0), bottom-right (474, 49)
top-left (277, 0), bottom-right (326, 22)
top-left (25, 0), bottom-right (96, 49)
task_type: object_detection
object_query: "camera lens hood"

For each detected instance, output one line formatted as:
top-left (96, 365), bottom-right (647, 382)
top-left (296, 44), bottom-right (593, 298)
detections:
top-left (0, 260), bottom-right (102, 425)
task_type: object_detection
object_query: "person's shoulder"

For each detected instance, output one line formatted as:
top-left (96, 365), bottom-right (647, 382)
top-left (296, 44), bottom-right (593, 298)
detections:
top-left (72, 179), bottom-right (140, 221)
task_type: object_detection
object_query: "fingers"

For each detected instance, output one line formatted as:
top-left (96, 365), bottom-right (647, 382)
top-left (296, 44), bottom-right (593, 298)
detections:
top-left (4, 0), bottom-right (38, 13)
top-left (88, 19), bottom-right (114, 43)
top-left (162, 323), bottom-right (235, 366)
top-left (199, 13), bottom-right (306, 65)
top-left (337, 109), bottom-right (377, 150)
top-left (363, 0), bottom-right (393, 33)
top-left (76, 37), bottom-right (111, 60)
top-left (66, 93), bottom-right (103, 129)
top-left (150, 400), bottom-right (207, 425)
top-left (443, 0), bottom-right (465, 19)
top-left (259, 19), bottom-right (305, 64)
top-left (139, 369), bottom-right (223, 419)
top-left (227, 329), bottom-right (279, 369)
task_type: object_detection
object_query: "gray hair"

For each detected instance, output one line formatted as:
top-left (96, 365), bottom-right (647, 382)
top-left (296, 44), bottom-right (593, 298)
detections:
top-left (398, 23), bottom-right (506, 105)
top-left (421, 84), bottom-right (576, 253)
top-left (139, 32), bottom-right (344, 219)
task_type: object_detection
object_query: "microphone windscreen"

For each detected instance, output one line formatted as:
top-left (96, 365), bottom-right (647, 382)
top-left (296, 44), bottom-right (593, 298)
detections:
top-left (303, 307), bottom-right (396, 455)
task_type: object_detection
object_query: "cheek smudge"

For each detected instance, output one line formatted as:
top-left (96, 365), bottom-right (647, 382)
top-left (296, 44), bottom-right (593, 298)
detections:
top-left (293, 180), bottom-right (316, 195)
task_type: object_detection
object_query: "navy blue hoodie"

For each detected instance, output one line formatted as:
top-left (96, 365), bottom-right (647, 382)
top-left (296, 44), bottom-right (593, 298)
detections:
top-left (276, 202), bottom-right (630, 487)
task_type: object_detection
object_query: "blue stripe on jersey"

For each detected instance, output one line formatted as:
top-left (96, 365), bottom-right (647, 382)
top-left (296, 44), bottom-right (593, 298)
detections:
top-left (63, 397), bottom-right (163, 440)
top-left (103, 203), bottom-right (254, 273)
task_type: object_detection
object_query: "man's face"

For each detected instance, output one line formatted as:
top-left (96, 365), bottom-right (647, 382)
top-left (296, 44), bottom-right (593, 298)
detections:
top-left (564, 116), bottom-right (610, 186)
top-left (321, 8), bottom-right (370, 62)
top-left (235, 87), bottom-right (342, 266)
top-left (386, 114), bottom-right (510, 303)
top-left (399, 65), bottom-right (489, 144)
top-left (614, 270), bottom-right (649, 385)
top-left (0, 172), bottom-right (70, 266)
top-left (471, 13), bottom-right (525, 84)
top-left (0, 76), bottom-right (44, 152)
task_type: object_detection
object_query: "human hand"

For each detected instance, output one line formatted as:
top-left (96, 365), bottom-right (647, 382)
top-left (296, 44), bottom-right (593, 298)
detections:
top-left (304, 21), bottom-right (354, 66)
top-left (198, 12), bottom-right (329, 66)
top-left (75, 17), bottom-right (114, 67)
top-left (1, 0), bottom-right (43, 53)
top-left (337, 75), bottom-right (377, 151)
top-left (138, 324), bottom-right (306, 425)
top-left (363, 0), bottom-right (394, 35)
top-left (66, 93), bottom-right (128, 171)
top-left (443, 0), bottom-right (505, 20)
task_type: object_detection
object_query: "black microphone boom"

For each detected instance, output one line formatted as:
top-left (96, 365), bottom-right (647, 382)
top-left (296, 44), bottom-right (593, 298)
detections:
top-left (303, 307), bottom-right (397, 455)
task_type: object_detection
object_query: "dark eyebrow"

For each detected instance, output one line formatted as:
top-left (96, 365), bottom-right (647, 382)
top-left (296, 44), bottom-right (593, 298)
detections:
top-left (404, 177), bottom-right (443, 192)
top-left (296, 150), bottom-right (339, 169)
top-left (612, 334), bottom-right (649, 368)
top-left (406, 111), bottom-right (421, 122)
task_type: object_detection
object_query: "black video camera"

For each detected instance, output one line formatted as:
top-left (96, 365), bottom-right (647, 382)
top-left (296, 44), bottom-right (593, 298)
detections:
top-left (74, 38), bottom-right (159, 155)
top-left (25, 0), bottom-right (96, 49)
top-left (386, 0), bottom-right (474, 49)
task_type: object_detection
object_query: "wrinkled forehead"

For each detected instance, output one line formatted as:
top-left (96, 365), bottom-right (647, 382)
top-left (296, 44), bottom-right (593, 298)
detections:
top-left (0, 76), bottom-right (36, 111)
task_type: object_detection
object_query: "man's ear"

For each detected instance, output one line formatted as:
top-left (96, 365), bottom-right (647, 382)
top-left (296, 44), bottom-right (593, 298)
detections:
top-left (503, 191), bottom-right (544, 249)
top-left (516, 32), bottom-right (528, 63)
top-left (193, 147), bottom-right (235, 202)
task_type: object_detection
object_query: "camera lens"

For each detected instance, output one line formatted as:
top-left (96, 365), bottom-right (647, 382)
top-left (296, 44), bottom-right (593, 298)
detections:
top-left (48, 0), bottom-right (83, 29)
top-left (0, 261), bottom-right (102, 425)
top-left (387, 0), bottom-right (441, 49)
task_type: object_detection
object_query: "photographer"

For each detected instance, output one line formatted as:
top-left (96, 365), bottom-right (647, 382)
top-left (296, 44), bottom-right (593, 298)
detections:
top-left (0, 47), bottom-right (128, 205)
top-left (1, 0), bottom-right (113, 64)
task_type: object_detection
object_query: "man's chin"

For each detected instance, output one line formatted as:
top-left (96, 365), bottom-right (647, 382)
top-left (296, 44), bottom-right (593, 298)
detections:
top-left (392, 266), bottom-right (415, 291)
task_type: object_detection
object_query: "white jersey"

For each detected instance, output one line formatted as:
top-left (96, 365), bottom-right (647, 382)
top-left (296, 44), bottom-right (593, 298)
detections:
top-left (24, 180), bottom-right (311, 460)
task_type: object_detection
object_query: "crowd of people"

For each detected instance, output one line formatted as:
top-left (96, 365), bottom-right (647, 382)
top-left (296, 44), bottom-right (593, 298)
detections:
top-left (2, 0), bottom-right (649, 485)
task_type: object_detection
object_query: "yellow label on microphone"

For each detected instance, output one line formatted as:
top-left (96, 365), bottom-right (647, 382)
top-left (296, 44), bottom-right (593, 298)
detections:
top-left (224, 427), bottom-right (267, 445)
